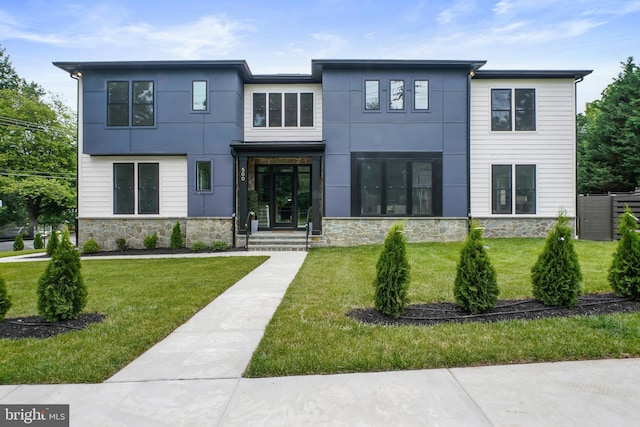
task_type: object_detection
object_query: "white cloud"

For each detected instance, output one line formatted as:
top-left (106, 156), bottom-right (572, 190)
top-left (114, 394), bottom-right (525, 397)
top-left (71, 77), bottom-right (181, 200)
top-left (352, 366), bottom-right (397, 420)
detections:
top-left (437, 0), bottom-right (477, 25)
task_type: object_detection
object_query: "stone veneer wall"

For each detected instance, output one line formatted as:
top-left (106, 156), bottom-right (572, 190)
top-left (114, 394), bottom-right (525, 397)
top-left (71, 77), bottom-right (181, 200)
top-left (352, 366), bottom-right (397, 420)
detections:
top-left (78, 217), bottom-right (234, 251)
top-left (313, 217), bottom-right (468, 246)
top-left (474, 217), bottom-right (574, 238)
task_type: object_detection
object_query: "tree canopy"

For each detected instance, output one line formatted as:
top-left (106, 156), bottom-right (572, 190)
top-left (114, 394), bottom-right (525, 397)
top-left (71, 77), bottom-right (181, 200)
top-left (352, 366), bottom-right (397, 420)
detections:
top-left (0, 44), bottom-right (76, 235)
top-left (578, 57), bottom-right (640, 194)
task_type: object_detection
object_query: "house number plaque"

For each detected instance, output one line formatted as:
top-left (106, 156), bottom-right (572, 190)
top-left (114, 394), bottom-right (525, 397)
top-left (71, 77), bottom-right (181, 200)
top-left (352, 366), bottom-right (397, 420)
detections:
top-left (240, 167), bottom-right (246, 182)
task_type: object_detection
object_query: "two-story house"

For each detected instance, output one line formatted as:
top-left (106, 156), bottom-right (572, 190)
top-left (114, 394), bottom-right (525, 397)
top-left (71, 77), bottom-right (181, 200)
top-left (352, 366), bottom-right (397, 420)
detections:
top-left (53, 59), bottom-right (590, 250)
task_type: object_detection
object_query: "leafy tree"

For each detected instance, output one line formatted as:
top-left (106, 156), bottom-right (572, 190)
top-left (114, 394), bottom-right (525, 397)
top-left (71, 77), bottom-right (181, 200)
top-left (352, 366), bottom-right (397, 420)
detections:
top-left (531, 214), bottom-right (582, 307)
top-left (608, 206), bottom-right (640, 299)
top-left (170, 221), bottom-right (183, 249)
top-left (0, 275), bottom-right (11, 322)
top-left (37, 227), bottom-right (87, 322)
top-left (373, 222), bottom-right (410, 317)
top-left (578, 57), bottom-right (640, 193)
top-left (454, 221), bottom-right (499, 314)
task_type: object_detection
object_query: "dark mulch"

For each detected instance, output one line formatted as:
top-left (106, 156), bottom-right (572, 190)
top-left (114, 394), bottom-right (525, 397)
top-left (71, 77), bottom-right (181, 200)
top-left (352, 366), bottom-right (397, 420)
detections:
top-left (0, 313), bottom-right (106, 340)
top-left (348, 294), bottom-right (640, 326)
top-left (82, 247), bottom-right (245, 257)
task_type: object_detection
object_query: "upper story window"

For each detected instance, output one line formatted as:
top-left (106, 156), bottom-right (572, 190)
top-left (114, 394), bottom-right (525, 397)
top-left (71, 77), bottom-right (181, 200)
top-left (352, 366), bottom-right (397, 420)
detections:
top-left (365, 80), bottom-right (380, 110)
top-left (389, 80), bottom-right (405, 110)
top-left (414, 80), bottom-right (429, 110)
top-left (192, 81), bottom-right (207, 111)
top-left (253, 92), bottom-right (314, 128)
top-left (491, 88), bottom-right (535, 131)
top-left (107, 81), bottom-right (155, 127)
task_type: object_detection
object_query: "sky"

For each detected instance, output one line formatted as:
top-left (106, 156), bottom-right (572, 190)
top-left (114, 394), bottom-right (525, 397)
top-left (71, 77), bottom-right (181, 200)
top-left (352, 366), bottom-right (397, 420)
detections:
top-left (1, 0), bottom-right (639, 113)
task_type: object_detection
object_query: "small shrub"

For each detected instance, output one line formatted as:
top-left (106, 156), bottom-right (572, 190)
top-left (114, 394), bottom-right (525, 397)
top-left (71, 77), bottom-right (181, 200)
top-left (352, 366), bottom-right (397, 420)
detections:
top-left (82, 239), bottom-right (99, 254)
top-left (608, 205), bottom-right (640, 299)
top-left (373, 222), bottom-right (410, 318)
top-left (211, 241), bottom-right (229, 252)
top-left (531, 213), bottom-right (582, 307)
top-left (46, 231), bottom-right (59, 256)
top-left (33, 233), bottom-right (44, 249)
top-left (12, 234), bottom-right (24, 251)
top-left (454, 221), bottom-right (499, 314)
top-left (170, 221), bottom-right (183, 249)
top-left (143, 232), bottom-right (158, 250)
top-left (116, 237), bottom-right (129, 252)
top-left (0, 276), bottom-right (11, 322)
top-left (37, 227), bottom-right (87, 322)
top-left (190, 241), bottom-right (207, 251)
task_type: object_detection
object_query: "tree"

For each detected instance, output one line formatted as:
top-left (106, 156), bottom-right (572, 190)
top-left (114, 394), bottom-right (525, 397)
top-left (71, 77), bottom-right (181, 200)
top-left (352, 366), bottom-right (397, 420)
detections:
top-left (373, 222), bottom-right (411, 317)
top-left (608, 206), bottom-right (640, 299)
top-left (531, 213), bottom-right (583, 307)
top-left (578, 57), bottom-right (640, 194)
top-left (37, 227), bottom-right (87, 322)
top-left (454, 222), bottom-right (499, 314)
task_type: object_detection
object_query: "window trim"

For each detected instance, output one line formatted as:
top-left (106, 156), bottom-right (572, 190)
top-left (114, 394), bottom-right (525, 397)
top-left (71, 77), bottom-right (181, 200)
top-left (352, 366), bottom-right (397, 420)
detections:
top-left (131, 81), bottom-right (155, 127)
top-left (107, 81), bottom-right (130, 127)
top-left (113, 162), bottom-right (160, 215)
top-left (192, 80), bottom-right (208, 112)
top-left (107, 80), bottom-right (156, 128)
top-left (413, 79), bottom-right (429, 111)
top-left (389, 79), bottom-right (405, 111)
top-left (195, 160), bottom-right (212, 192)
top-left (364, 80), bottom-right (381, 111)
top-left (491, 164), bottom-right (537, 215)
top-left (491, 88), bottom-right (536, 132)
top-left (252, 91), bottom-right (315, 128)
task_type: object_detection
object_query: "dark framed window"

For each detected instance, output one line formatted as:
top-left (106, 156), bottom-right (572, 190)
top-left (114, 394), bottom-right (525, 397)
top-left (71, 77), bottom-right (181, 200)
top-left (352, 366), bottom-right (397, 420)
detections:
top-left (352, 153), bottom-right (442, 216)
top-left (138, 163), bottom-right (159, 214)
top-left (268, 93), bottom-right (282, 127)
top-left (196, 161), bottom-right (212, 192)
top-left (491, 89), bottom-right (512, 131)
top-left (113, 162), bottom-right (159, 215)
top-left (492, 88), bottom-right (536, 131)
top-left (515, 89), bottom-right (535, 131)
top-left (132, 81), bottom-right (154, 126)
top-left (492, 165), bottom-right (512, 214)
top-left (252, 92), bottom-right (314, 127)
top-left (364, 80), bottom-right (380, 110)
top-left (389, 80), bottom-right (405, 110)
top-left (300, 93), bottom-right (314, 127)
top-left (107, 81), bottom-right (129, 126)
top-left (492, 164), bottom-right (537, 214)
top-left (113, 163), bottom-right (134, 214)
top-left (285, 93), bottom-right (298, 127)
top-left (414, 80), bottom-right (429, 110)
top-left (192, 80), bottom-right (207, 111)
top-left (516, 165), bottom-right (536, 214)
top-left (253, 93), bottom-right (266, 127)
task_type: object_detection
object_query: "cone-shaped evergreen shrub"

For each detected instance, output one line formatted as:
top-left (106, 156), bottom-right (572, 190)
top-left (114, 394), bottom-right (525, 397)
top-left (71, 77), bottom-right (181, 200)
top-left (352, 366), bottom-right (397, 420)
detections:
top-left (143, 232), bottom-right (158, 250)
top-left (13, 234), bottom-right (24, 251)
top-left (531, 214), bottom-right (582, 307)
top-left (37, 227), bottom-right (87, 322)
top-left (46, 231), bottom-right (59, 256)
top-left (33, 233), bottom-right (44, 249)
top-left (373, 222), bottom-right (410, 318)
top-left (170, 221), bottom-right (183, 249)
top-left (608, 206), bottom-right (640, 299)
top-left (0, 276), bottom-right (11, 322)
top-left (454, 222), bottom-right (499, 314)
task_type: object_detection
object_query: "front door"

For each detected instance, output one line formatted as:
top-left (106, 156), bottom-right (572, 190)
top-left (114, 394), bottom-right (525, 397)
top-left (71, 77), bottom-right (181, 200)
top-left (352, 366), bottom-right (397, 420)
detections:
top-left (275, 171), bottom-right (294, 227)
top-left (256, 165), bottom-right (311, 230)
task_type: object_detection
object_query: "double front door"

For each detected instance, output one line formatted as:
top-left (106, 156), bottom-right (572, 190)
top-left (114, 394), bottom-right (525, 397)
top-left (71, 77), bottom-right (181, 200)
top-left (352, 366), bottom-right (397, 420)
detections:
top-left (256, 165), bottom-right (311, 229)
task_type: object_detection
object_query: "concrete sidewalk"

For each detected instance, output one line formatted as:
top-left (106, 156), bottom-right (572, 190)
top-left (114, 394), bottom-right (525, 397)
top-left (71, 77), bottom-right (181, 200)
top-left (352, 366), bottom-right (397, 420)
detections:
top-left (2, 251), bottom-right (640, 426)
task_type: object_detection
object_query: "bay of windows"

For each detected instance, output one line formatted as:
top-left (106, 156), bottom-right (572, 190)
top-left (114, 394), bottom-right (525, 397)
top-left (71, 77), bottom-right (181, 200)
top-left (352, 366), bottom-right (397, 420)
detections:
top-left (253, 92), bottom-right (314, 127)
top-left (113, 163), bottom-right (159, 215)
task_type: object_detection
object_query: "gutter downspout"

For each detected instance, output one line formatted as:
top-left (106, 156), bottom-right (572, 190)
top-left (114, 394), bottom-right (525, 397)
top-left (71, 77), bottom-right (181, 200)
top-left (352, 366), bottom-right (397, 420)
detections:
top-left (574, 76), bottom-right (584, 238)
top-left (466, 69), bottom-right (473, 231)
top-left (70, 72), bottom-right (82, 247)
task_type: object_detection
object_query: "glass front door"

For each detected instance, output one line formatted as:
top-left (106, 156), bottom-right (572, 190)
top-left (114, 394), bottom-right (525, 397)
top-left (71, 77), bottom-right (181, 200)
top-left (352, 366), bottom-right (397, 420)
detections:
top-left (275, 172), bottom-right (294, 227)
top-left (256, 164), bottom-right (311, 230)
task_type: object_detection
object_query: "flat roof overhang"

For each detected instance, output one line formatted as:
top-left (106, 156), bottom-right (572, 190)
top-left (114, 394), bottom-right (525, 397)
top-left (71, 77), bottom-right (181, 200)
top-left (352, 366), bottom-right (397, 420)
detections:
top-left (230, 141), bottom-right (326, 157)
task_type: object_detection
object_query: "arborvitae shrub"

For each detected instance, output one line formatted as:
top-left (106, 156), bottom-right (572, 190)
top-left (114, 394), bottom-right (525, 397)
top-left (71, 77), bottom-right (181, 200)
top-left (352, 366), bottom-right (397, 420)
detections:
top-left (190, 241), bottom-right (207, 251)
top-left (211, 241), bottom-right (229, 252)
top-left (531, 214), bottom-right (582, 307)
top-left (373, 222), bottom-right (411, 318)
top-left (33, 233), bottom-right (44, 249)
top-left (454, 222), bottom-right (499, 314)
top-left (13, 234), bottom-right (24, 251)
top-left (46, 231), bottom-right (59, 256)
top-left (37, 228), bottom-right (87, 322)
top-left (608, 206), bottom-right (640, 299)
top-left (116, 237), bottom-right (129, 252)
top-left (143, 232), bottom-right (158, 250)
top-left (82, 239), bottom-right (99, 254)
top-left (170, 221), bottom-right (183, 249)
top-left (0, 276), bottom-right (12, 322)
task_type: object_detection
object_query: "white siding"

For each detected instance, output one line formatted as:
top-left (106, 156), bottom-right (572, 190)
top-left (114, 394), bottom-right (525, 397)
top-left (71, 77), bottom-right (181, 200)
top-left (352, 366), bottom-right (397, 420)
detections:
top-left (470, 79), bottom-right (577, 217)
top-left (78, 154), bottom-right (187, 218)
top-left (243, 84), bottom-right (323, 141)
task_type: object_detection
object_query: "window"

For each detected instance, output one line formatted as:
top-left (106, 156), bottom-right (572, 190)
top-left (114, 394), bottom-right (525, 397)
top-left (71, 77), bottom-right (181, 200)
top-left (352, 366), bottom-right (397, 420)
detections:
top-left (491, 88), bottom-right (535, 131)
top-left (196, 161), bottom-right (211, 192)
top-left (113, 163), bottom-right (159, 215)
top-left (252, 92), bottom-right (314, 127)
top-left (414, 80), bottom-right (429, 110)
top-left (353, 154), bottom-right (441, 216)
top-left (107, 81), bottom-right (154, 127)
top-left (192, 81), bottom-right (207, 111)
top-left (389, 80), bottom-right (405, 110)
top-left (492, 164), bottom-right (536, 214)
top-left (365, 80), bottom-right (380, 110)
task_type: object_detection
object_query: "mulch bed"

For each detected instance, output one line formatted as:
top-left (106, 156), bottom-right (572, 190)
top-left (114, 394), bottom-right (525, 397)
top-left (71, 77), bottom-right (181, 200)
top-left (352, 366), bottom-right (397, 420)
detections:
top-left (348, 293), bottom-right (640, 326)
top-left (0, 313), bottom-right (106, 340)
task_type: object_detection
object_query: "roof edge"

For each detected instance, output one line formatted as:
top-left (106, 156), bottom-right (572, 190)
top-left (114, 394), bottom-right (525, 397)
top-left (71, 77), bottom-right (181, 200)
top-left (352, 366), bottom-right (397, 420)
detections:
top-left (474, 69), bottom-right (593, 80)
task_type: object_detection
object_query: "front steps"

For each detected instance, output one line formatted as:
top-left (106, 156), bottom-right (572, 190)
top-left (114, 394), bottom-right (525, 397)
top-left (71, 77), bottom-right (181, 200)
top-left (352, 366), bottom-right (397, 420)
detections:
top-left (237, 231), bottom-right (309, 251)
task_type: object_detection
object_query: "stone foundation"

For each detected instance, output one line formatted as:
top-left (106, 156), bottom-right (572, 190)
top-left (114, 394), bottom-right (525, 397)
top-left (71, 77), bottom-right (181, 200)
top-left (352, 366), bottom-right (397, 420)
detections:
top-left (78, 217), bottom-right (234, 251)
top-left (474, 217), bottom-right (574, 238)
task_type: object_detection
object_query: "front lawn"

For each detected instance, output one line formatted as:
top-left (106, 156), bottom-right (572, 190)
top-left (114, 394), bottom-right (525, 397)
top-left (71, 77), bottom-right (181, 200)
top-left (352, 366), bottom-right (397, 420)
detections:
top-left (0, 256), bottom-right (267, 384)
top-left (245, 239), bottom-right (640, 377)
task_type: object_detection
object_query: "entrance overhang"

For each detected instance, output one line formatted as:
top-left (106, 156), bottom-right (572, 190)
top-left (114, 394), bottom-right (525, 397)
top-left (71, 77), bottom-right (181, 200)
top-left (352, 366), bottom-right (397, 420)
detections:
top-left (230, 141), bottom-right (325, 157)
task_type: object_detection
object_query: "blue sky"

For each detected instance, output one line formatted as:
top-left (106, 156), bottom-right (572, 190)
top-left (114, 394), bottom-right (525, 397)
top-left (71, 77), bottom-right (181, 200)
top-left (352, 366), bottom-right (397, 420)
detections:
top-left (1, 0), bottom-right (639, 112)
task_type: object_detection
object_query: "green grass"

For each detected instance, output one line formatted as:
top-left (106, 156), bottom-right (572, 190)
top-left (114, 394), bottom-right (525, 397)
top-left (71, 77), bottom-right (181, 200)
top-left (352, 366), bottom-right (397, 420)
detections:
top-left (0, 249), bottom-right (45, 258)
top-left (245, 238), bottom-right (640, 377)
top-left (0, 256), bottom-right (267, 384)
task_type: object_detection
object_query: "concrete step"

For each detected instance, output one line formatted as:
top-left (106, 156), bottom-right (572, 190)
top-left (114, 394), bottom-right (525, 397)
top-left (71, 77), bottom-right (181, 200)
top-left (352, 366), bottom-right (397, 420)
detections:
top-left (237, 232), bottom-right (310, 251)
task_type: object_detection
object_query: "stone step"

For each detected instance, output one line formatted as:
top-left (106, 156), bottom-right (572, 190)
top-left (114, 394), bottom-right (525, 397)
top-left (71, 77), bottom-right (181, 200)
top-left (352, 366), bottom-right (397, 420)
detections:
top-left (236, 232), bottom-right (310, 251)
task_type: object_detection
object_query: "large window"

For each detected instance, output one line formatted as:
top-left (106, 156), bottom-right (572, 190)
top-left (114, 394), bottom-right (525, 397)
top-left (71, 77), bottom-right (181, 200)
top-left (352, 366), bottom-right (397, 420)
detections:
top-left (253, 92), bottom-right (314, 128)
top-left (492, 164), bottom-right (536, 214)
top-left (353, 154), bottom-right (441, 216)
top-left (389, 80), bottom-right (405, 110)
top-left (491, 88), bottom-right (535, 131)
top-left (107, 81), bottom-right (155, 127)
top-left (364, 80), bottom-right (380, 110)
top-left (192, 81), bottom-right (207, 111)
top-left (113, 163), bottom-right (159, 215)
top-left (414, 80), bottom-right (429, 110)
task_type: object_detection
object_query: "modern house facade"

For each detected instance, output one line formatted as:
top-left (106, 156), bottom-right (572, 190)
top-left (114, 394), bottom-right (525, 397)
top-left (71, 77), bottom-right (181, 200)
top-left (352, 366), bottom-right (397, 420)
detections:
top-left (53, 59), bottom-right (590, 250)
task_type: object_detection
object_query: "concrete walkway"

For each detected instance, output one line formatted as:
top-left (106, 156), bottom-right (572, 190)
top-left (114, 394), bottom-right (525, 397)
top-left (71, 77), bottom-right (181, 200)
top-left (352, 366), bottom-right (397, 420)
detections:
top-left (2, 251), bottom-right (640, 426)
